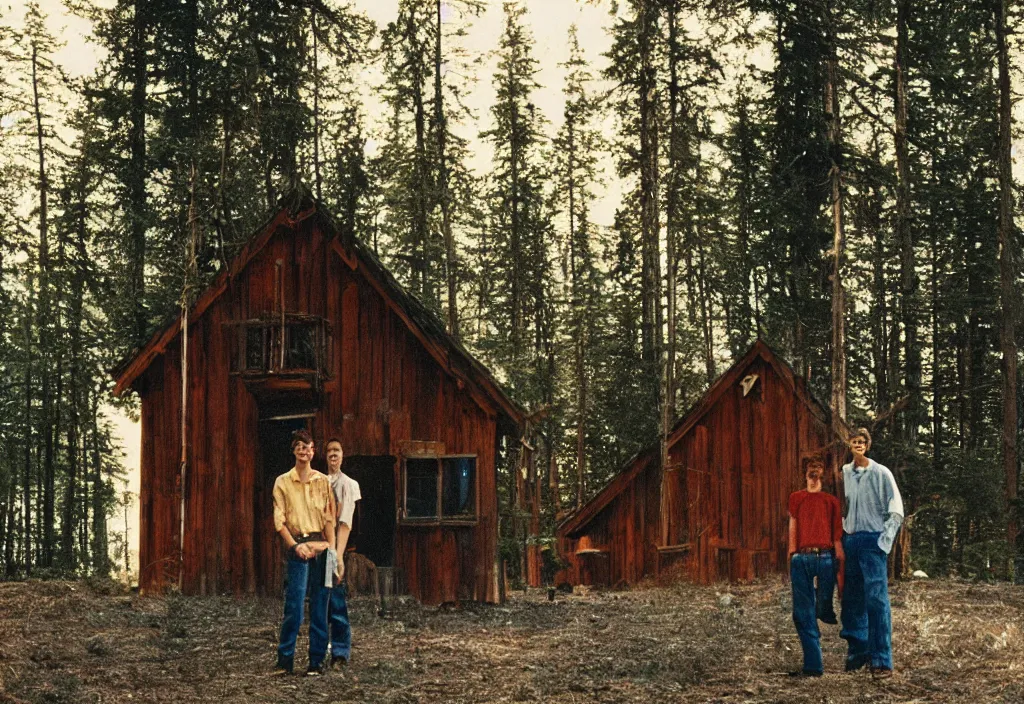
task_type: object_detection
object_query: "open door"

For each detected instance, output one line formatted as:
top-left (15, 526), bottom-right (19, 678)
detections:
top-left (341, 456), bottom-right (396, 568)
top-left (254, 416), bottom-right (309, 596)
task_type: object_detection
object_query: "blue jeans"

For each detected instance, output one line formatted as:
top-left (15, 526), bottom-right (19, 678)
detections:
top-left (278, 551), bottom-right (330, 669)
top-left (329, 581), bottom-right (352, 661)
top-left (791, 552), bottom-right (836, 674)
top-left (840, 532), bottom-right (893, 670)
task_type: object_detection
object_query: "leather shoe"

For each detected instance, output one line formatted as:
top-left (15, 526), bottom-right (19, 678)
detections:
top-left (845, 654), bottom-right (869, 672)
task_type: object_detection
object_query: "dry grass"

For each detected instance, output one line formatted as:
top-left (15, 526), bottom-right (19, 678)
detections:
top-left (0, 576), bottom-right (1021, 703)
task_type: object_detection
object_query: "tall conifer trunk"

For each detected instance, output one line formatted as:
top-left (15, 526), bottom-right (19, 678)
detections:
top-left (826, 3), bottom-right (846, 425)
top-left (90, 394), bottom-right (108, 574)
top-left (312, 8), bottom-right (322, 201)
top-left (995, 0), bottom-right (1019, 567)
top-left (896, 0), bottom-right (920, 453)
top-left (662, 5), bottom-right (680, 541)
top-left (435, 0), bottom-right (459, 338)
top-left (129, 0), bottom-right (148, 341)
top-left (30, 34), bottom-right (55, 569)
top-left (638, 0), bottom-right (662, 376)
top-left (411, 9), bottom-right (431, 304)
top-left (22, 313), bottom-right (32, 575)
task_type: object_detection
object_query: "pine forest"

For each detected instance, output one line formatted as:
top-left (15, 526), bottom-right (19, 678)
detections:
top-left (0, 0), bottom-right (1022, 585)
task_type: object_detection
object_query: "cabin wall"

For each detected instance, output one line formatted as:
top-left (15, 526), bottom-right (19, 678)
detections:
top-left (555, 458), bottom-right (660, 587)
top-left (137, 215), bottom-right (500, 603)
top-left (557, 354), bottom-right (834, 587)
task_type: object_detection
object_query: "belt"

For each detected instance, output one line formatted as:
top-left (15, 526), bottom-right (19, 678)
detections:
top-left (799, 546), bottom-right (832, 554)
top-left (292, 532), bottom-right (325, 543)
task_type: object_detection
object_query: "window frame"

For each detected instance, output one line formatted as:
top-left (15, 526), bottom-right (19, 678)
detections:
top-left (400, 453), bottom-right (479, 527)
top-left (229, 315), bottom-right (334, 379)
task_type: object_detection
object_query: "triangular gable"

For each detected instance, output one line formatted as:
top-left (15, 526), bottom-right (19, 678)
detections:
top-left (664, 339), bottom-right (835, 448)
top-left (558, 339), bottom-right (841, 538)
top-left (111, 200), bottom-right (524, 430)
top-left (559, 445), bottom-right (658, 538)
top-left (111, 206), bottom-right (304, 397)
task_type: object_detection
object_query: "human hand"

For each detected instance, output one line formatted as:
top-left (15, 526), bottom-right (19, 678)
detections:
top-left (334, 560), bottom-right (345, 585)
top-left (306, 541), bottom-right (330, 556)
top-left (294, 543), bottom-right (313, 560)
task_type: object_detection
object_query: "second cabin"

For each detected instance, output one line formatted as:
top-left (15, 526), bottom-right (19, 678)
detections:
top-left (556, 341), bottom-right (842, 588)
top-left (113, 196), bottom-right (524, 604)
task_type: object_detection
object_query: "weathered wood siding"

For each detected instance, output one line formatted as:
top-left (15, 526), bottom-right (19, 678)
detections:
top-left (137, 213), bottom-right (500, 603)
top-left (555, 456), bottom-right (660, 587)
top-left (557, 349), bottom-right (835, 586)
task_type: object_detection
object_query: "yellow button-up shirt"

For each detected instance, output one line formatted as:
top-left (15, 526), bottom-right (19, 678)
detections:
top-left (272, 467), bottom-right (335, 537)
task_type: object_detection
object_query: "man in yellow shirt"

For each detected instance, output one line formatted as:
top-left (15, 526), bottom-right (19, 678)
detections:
top-left (272, 429), bottom-right (335, 676)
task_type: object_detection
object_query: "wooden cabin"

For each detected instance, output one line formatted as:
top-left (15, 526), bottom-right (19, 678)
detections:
top-left (556, 341), bottom-right (841, 587)
top-left (113, 196), bottom-right (524, 604)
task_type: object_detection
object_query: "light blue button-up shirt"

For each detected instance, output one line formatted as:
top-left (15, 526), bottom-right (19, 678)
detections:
top-left (842, 458), bottom-right (904, 554)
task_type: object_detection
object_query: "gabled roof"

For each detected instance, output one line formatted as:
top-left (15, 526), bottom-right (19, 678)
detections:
top-left (111, 195), bottom-right (525, 431)
top-left (558, 339), bottom-right (841, 538)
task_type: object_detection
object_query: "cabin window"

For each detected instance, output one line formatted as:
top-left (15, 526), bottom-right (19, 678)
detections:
top-left (230, 315), bottom-right (333, 379)
top-left (285, 323), bottom-right (317, 370)
top-left (442, 457), bottom-right (475, 517)
top-left (405, 459), bottom-right (439, 519)
top-left (401, 455), bottom-right (477, 524)
top-left (245, 326), bottom-right (267, 370)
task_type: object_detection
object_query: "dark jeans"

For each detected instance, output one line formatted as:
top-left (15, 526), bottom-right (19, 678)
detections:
top-left (278, 551), bottom-right (330, 669)
top-left (840, 531), bottom-right (893, 670)
top-left (329, 581), bottom-right (352, 661)
top-left (791, 552), bottom-right (836, 674)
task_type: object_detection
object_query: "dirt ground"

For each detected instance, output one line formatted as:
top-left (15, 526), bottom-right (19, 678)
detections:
top-left (0, 576), bottom-right (1022, 704)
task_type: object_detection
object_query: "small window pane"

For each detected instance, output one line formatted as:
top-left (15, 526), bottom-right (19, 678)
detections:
top-left (442, 457), bottom-right (475, 517)
top-left (405, 459), bottom-right (438, 519)
top-left (245, 327), bottom-right (265, 370)
top-left (286, 324), bottom-right (317, 370)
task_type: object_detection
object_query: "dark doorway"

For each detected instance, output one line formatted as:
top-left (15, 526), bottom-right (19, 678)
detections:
top-left (254, 416), bottom-right (309, 596)
top-left (342, 456), bottom-right (396, 568)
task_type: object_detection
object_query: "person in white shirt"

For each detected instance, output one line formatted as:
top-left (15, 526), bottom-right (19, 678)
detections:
top-left (840, 427), bottom-right (903, 678)
top-left (325, 437), bottom-right (361, 667)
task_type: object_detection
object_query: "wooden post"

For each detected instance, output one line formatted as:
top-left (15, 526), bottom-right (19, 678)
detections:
top-left (179, 161), bottom-right (200, 589)
top-left (277, 259), bottom-right (286, 369)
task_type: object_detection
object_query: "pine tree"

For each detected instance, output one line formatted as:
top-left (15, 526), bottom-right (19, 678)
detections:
top-left (994, 0), bottom-right (1019, 572)
top-left (478, 1), bottom-right (555, 582)
top-left (720, 81), bottom-right (769, 357)
top-left (375, 0), bottom-right (479, 328)
top-left (551, 25), bottom-right (604, 511)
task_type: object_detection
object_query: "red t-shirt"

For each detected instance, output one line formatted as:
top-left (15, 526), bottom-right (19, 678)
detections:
top-left (788, 490), bottom-right (842, 550)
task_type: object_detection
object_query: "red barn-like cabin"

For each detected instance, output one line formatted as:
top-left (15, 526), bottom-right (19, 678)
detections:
top-left (114, 197), bottom-right (523, 604)
top-left (556, 341), bottom-right (841, 587)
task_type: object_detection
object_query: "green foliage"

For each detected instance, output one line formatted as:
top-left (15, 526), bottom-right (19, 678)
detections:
top-left (0, 0), bottom-right (1019, 583)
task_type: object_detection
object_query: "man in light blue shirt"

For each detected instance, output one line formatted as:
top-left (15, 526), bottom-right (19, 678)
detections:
top-left (840, 427), bottom-right (903, 678)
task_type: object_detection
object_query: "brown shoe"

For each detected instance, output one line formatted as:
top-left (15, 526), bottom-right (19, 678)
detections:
top-left (870, 666), bottom-right (893, 679)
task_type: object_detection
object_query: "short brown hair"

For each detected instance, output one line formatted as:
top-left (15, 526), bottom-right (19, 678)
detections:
top-left (801, 449), bottom-right (829, 471)
top-left (849, 427), bottom-right (872, 449)
top-left (290, 429), bottom-right (314, 449)
top-left (325, 437), bottom-right (343, 450)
